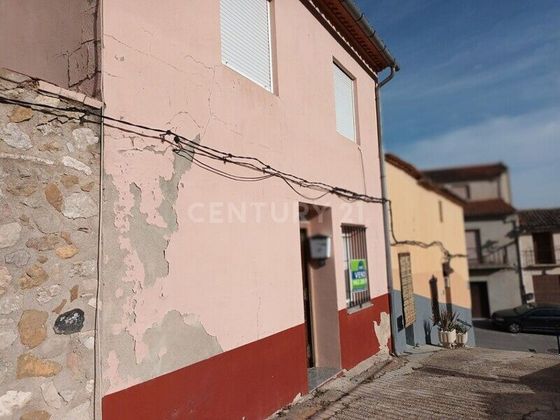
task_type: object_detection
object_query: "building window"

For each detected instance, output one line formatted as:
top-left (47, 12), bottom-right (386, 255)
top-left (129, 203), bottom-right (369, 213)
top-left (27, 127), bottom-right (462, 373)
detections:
top-left (438, 200), bottom-right (444, 223)
top-left (532, 232), bottom-right (556, 264)
top-left (333, 62), bottom-right (356, 141)
top-left (466, 229), bottom-right (482, 264)
top-left (342, 225), bottom-right (370, 308)
top-left (220, 0), bottom-right (273, 91)
top-left (451, 184), bottom-right (470, 200)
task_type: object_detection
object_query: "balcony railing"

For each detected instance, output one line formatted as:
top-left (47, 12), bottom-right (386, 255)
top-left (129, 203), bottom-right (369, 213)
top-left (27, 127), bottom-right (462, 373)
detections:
top-left (467, 247), bottom-right (509, 267)
top-left (522, 248), bottom-right (560, 266)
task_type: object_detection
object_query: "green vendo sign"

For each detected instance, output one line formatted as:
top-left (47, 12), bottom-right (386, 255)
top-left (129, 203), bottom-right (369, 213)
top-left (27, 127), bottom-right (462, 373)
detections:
top-left (350, 259), bottom-right (368, 292)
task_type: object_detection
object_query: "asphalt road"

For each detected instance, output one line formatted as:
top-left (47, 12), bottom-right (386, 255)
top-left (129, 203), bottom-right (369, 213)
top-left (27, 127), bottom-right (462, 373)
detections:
top-left (474, 319), bottom-right (560, 355)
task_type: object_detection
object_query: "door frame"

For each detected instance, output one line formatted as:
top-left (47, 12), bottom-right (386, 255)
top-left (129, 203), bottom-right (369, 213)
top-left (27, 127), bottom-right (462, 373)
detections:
top-left (470, 281), bottom-right (490, 319)
top-left (300, 227), bottom-right (315, 368)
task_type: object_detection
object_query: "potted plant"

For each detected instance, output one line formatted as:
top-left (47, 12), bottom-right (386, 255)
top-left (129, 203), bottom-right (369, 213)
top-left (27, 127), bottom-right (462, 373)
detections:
top-left (455, 321), bottom-right (471, 347)
top-left (434, 309), bottom-right (457, 349)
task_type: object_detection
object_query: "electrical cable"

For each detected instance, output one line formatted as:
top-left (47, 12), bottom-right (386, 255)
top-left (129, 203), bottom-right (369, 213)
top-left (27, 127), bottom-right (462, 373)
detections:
top-left (0, 95), bottom-right (385, 205)
top-left (0, 94), bottom-right (464, 259)
top-left (387, 199), bottom-right (466, 262)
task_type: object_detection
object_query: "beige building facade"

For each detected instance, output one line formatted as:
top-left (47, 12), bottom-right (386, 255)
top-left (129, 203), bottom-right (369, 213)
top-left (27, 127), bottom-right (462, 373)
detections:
top-left (386, 155), bottom-right (473, 351)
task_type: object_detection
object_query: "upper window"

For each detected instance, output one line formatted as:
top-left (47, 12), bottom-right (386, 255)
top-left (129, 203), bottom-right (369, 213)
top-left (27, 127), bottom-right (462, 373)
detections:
top-left (333, 62), bottom-right (356, 141)
top-left (465, 229), bottom-right (482, 264)
top-left (454, 184), bottom-right (471, 200)
top-left (220, 0), bottom-right (273, 91)
top-left (532, 232), bottom-right (556, 265)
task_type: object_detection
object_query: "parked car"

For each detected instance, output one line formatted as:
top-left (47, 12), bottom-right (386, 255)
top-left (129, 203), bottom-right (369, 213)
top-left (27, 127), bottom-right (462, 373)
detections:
top-left (491, 303), bottom-right (560, 334)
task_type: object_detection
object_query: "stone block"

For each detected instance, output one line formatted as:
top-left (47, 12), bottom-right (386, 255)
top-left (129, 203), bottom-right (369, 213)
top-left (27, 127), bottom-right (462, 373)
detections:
top-left (1, 123), bottom-right (32, 149)
top-left (44, 184), bottom-right (63, 211)
top-left (18, 309), bottom-right (49, 348)
top-left (8, 106), bottom-right (33, 123)
top-left (0, 222), bottom-right (22, 248)
top-left (16, 353), bottom-right (62, 378)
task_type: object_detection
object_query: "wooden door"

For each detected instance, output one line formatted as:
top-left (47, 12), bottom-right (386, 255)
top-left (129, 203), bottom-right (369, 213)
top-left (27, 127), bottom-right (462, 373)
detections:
top-left (300, 229), bottom-right (315, 368)
top-left (470, 282), bottom-right (490, 318)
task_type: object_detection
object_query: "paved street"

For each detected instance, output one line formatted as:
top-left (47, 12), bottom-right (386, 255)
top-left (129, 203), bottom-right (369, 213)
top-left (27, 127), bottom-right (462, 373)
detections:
top-left (280, 347), bottom-right (560, 419)
top-left (474, 320), bottom-right (560, 355)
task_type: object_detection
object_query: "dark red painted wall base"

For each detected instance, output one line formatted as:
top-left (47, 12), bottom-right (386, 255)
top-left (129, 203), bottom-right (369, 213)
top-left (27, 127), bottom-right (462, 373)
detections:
top-left (338, 293), bottom-right (391, 370)
top-left (102, 324), bottom-right (308, 420)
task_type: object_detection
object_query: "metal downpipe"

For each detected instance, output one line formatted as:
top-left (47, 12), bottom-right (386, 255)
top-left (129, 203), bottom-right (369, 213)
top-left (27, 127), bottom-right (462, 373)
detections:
top-left (375, 66), bottom-right (399, 354)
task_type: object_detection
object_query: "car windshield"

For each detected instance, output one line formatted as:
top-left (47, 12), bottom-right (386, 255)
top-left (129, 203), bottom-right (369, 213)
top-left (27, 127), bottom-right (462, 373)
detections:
top-left (513, 303), bottom-right (535, 314)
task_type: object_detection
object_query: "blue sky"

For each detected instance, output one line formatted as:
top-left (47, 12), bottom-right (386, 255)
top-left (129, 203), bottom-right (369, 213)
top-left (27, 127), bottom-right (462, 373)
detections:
top-left (356, 0), bottom-right (560, 208)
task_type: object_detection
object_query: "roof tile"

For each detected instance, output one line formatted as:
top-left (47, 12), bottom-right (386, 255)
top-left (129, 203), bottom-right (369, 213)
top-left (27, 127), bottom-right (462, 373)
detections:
top-left (464, 199), bottom-right (516, 218)
top-left (423, 163), bottom-right (507, 183)
top-left (519, 208), bottom-right (560, 231)
top-left (385, 154), bottom-right (465, 207)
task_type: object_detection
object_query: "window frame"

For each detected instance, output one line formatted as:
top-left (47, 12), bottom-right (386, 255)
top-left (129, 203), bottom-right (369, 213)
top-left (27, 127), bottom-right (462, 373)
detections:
top-left (532, 232), bottom-right (556, 265)
top-left (466, 229), bottom-right (482, 264)
top-left (333, 61), bottom-right (358, 142)
top-left (220, 0), bottom-right (274, 92)
top-left (341, 224), bottom-right (371, 309)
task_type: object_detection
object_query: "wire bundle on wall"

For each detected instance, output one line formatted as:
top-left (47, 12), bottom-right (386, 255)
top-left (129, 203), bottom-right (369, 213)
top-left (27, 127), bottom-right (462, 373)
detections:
top-left (0, 95), bottom-right (384, 205)
top-left (0, 94), bottom-right (465, 260)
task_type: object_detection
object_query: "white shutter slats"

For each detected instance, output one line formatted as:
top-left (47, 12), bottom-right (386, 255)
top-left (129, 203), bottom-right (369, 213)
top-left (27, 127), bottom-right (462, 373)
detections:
top-left (333, 63), bottom-right (356, 141)
top-left (220, 0), bottom-right (273, 91)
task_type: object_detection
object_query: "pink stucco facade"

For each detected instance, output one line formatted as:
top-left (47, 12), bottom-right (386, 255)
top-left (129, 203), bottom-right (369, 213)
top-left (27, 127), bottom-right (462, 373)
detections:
top-left (99, 1), bottom-right (391, 416)
top-left (0, 0), bottom-right (100, 98)
top-left (0, 0), bottom-right (395, 418)
top-left (96, 0), bottom-right (388, 416)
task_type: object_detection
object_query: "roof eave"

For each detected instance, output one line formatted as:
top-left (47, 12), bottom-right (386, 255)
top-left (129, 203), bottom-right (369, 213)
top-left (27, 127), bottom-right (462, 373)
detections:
top-left (304, 0), bottom-right (399, 75)
top-left (338, 0), bottom-right (399, 71)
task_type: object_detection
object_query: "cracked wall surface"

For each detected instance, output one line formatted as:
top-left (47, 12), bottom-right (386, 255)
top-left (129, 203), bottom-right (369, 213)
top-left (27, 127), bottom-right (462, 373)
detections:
top-left (100, 131), bottom-right (226, 394)
top-left (0, 69), bottom-right (100, 419)
top-left (0, 0), bottom-right (101, 98)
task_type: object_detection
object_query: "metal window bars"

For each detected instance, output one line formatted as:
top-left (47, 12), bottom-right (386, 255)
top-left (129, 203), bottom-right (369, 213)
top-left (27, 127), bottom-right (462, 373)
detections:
top-left (342, 225), bottom-right (371, 308)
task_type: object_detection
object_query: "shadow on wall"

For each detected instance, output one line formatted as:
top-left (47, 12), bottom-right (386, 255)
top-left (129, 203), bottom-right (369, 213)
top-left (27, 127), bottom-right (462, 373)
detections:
top-left (424, 320), bottom-right (432, 345)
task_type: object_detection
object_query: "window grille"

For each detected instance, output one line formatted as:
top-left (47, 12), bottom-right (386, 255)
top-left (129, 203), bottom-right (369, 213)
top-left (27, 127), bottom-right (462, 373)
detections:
top-left (398, 253), bottom-right (416, 327)
top-left (342, 225), bottom-right (370, 308)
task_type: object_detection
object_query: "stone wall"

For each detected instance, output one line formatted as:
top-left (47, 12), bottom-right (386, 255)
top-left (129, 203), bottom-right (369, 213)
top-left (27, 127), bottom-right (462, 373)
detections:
top-left (0, 69), bottom-right (100, 419)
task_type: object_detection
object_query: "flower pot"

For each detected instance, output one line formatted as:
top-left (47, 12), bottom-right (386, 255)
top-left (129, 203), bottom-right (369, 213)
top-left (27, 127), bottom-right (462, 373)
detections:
top-left (438, 329), bottom-right (456, 348)
top-left (456, 332), bottom-right (468, 347)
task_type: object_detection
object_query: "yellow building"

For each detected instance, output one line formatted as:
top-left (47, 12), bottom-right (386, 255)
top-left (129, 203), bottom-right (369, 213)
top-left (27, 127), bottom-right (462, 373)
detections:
top-left (385, 154), bottom-right (474, 351)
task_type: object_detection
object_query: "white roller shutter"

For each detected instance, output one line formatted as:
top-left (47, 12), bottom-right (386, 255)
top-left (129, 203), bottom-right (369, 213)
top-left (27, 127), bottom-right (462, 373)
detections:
top-left (333, 63), bottom-right (356, 141)
top-left (220, 0), bottom-right (273, 91)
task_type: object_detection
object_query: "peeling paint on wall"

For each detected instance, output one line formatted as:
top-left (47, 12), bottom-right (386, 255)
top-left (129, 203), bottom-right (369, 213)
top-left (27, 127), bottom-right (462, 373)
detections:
top-left (374, 311), bottom-right (391, 354)
top-left (100, 132), bottom-right (223, 393)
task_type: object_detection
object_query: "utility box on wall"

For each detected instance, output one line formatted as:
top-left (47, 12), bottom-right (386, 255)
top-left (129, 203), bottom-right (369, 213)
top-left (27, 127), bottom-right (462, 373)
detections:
top-left (309, 235), bottom-right (332, 260)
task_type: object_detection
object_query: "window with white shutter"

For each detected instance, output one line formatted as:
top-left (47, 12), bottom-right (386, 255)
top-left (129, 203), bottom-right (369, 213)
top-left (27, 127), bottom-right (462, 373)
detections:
top-left (220, 0), bottom-right (273, 92)
top-left (342, 225), bottom-right (370, 308)
top-left (333, 63), bottom-right (356, 141)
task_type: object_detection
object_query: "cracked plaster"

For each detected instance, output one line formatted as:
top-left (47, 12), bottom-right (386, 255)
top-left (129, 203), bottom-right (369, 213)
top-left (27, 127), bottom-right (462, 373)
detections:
top-left (101, 132), bottom-right (223, 393)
